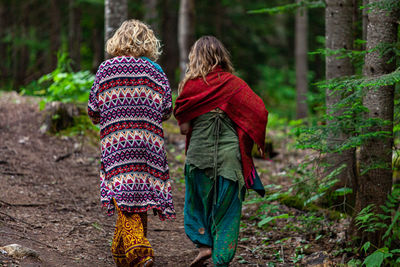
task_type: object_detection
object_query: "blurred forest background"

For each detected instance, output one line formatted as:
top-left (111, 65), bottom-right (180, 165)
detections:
top-left (1, 0), bottom-right (400, 266)
top-left (0, 0), bottom-right (325, 118)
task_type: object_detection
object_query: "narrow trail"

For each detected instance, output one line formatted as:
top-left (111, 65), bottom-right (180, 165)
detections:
top-left (0, 92), bottom-right (259, 266)
top-left (0, 92), bottom-right (345, 266)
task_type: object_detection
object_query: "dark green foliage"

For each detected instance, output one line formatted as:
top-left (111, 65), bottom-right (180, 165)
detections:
top-left (22, 52), bottom-right (95, 109)
top-left (255, 65), bottom-right (296, 118)
top-left (351, 185), bottom-right (400, 266)
top-left (247, 0), bottom-right (325, 15)
top-left (362, 0), bottom-right (400, 11)
top-left (38, 56), bottom-right (94, 104)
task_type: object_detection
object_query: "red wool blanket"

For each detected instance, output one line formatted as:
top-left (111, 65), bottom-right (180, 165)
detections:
top-left (173, 67), bottom-right (268, 188)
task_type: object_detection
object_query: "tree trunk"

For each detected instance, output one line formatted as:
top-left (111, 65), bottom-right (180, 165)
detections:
top-left (0, 1), bottom-right (7, 85)
top-left (15, 1), bottom-right (30, 90)
top-left (160, 0), bottom-right (179, 89)
top-left (178, 0), bottom-right (195, 80)
top-left (104, 0), bottom-right (128, 59)
top-left (325, 0), bottom-right (357, 212)
top-left (352, 2), bottom-right (398, 247)
top-left (295, 0), bottom-right (308, 119)
top-left (362, 0), bottom-right (368, 43)
top-left (91, 28), bottom-right (103, 72)
top-left (214, 0), bottom-right (224, 37)
top-left (143, 0), bottom-right (158, 34)
top-left (69, 0), bottom-right (82, 70)
top-left (49, 0), bottom-right (61, 72)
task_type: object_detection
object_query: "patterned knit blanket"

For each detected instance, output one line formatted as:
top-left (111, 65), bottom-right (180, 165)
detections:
top-left (88, 56), bottom-right (175, 220)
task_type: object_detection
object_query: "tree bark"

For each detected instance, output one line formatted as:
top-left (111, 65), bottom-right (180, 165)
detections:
top-left (50, 0), bottom-right (61, 71)
top-left (160, 0), bottom-right (179, 89)
top-left (362, 0), bottom-right (368, 43)
top-left (178, 0), bottom-right (195, 80)
top-left (143, 0), bottom-right (158, 35)
top-left (68, 0), bottom-right (82, 71)
top-left (214, 0), bottom-right (224, 37)
top-left (295, 0), bottom-right (308, 119)
top-left (104, 0), bottom-right (128, 59)
top-left (15, 1), bottom-right (30, 89)
top-left (325, 0), bottom-right (357, 212)
top-left (0, 1), bottom-right (7, 85)
top-left (91, 27), bottom-right (103, 72)
top-left (352, 1), bottom-right (398, 247)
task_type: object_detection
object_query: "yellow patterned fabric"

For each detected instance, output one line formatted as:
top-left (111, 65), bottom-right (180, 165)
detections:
top-left (111, 199), bottom-right (154, 267)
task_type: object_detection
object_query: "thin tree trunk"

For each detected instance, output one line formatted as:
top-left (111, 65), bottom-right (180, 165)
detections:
top-left (362, 0), bottom-right (368, 43)
top-left (91, 28), bottom-right (102, 72)
top-left (295, 0), bottom-right (308, 119)
top-left (178, 0), bottom-right (195, 80)
top-left (325, 0), bottom-right (357, 212)
top-left (50, 0), bottom-right (61, 71)
top-left (69, 0), bottom-right (82, 70)
top-left (15, 1), bottom-right (30, 89)
top-left (143, 0), bottom-right (158, 35)
top-left (0, 1), bottom-right (7, 85)
top-left (104, 0), bottom-right (128, 59)
top-left (352, 1), bottom-right (398, 247)
top-left (214, 0), bottom-right (223, 37)
top-left (160, 0), bottom-right (179, 89)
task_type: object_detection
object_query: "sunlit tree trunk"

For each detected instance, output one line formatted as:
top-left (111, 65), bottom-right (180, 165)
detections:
top-left (325, 0), bottom-right (356, 212)
top-left (352, 1), bottom-right (398, 247)
top-left (105, 0), bottom-right (128, 59)
top-left (295, 0), bottom-right (308, 119)
top-left (69, 0), bottom-right (81, 70)
top-left (178, 0), bottom-right (195, 80)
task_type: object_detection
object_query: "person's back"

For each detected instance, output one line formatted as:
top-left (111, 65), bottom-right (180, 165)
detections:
top-left (174, 36), bottom-right (268, 267)
top-left (88, 19), bottom-right (175, 267)
top-left (91, 55), bottom-right (173, 215)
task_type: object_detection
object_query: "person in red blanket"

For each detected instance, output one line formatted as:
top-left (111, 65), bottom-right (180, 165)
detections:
top-left (173, 36), bottom-right (268, 267)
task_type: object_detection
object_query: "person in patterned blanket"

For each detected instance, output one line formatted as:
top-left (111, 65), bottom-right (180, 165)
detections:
top-left (88, 19), bottom-right (175, 267)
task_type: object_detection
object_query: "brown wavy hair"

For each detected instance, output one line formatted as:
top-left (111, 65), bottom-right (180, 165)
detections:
top-left (178, 36), bottom-right (234, 93)
top-left (106, 19), bottom-right (161, 60)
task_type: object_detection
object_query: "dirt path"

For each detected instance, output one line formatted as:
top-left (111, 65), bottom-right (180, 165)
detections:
top-left (0, 92), bottom-right (265, 266)
top-left (0, 92), bottom-right (347, 267)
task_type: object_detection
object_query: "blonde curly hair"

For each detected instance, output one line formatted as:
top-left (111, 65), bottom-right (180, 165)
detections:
top-left (106, 19), bottom-right (161, 60)
top-left (178, 36), bottom-right (234, 93)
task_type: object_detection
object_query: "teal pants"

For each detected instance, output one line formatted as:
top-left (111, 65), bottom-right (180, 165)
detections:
top-left (184, 165), bottom-right (243, 267)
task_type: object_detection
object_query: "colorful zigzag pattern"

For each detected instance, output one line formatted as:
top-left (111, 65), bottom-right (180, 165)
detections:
top-left (88, 56), bottom-right (175, 220)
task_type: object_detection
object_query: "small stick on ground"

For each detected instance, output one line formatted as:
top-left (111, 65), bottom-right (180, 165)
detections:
top-left (0, 230), bottom-right (58, 250)
top-left (0, 199), bottom-right (48, 207)
top-left (0, 211), bottom-right (36, 228)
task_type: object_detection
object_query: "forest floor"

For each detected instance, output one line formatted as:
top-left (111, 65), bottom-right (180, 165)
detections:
top-left (0, 92), bottom-right (351, 267)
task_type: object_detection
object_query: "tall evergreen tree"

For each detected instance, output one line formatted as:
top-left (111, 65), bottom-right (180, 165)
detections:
top-left (143, 0), bottom-right (158, 34)
top-left (295, 0), bottom-right (308, 119)
top-left (104, 0), bottom-right (128, 59)
top-left (325, 0), bottom-right (357, 210)
top-left (178, 0), bottom-right (195, 79)
top-left (160, 0), bottom-right (179, 88)
top-left (69, 0), bottom-right (81, 70)
top-left (353, 1), bottom-right (399, 246)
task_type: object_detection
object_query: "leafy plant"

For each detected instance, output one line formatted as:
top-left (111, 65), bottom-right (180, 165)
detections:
top-left (38, 52), bottom-right (94, 109)
top-left (24, 52), bottom-right (95, 109)
top-left (352, 185), bottom-right (400, 266)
